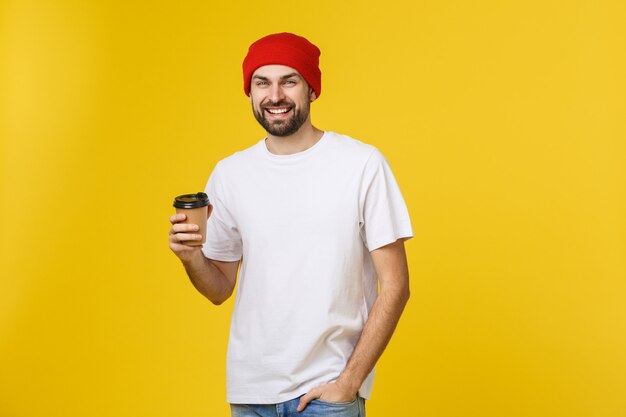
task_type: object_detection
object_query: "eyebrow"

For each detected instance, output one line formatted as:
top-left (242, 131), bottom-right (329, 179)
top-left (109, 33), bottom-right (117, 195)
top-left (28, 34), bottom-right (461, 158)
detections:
top-left (252, 72), bottom-right (302, 81)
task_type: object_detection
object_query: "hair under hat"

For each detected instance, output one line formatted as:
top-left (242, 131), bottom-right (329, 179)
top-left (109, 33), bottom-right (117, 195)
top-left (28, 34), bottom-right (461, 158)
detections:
top-left (242, 32), bottom-right (322, 98)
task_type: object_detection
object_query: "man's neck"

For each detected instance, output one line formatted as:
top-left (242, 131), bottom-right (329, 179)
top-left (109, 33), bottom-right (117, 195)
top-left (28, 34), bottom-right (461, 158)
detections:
top-left (265, 124), bottom-right (325, 156)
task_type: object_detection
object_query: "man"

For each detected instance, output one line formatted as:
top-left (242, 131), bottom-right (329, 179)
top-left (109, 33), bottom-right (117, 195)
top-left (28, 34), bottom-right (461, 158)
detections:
top-left (169, 32), bottom-right (413, 417)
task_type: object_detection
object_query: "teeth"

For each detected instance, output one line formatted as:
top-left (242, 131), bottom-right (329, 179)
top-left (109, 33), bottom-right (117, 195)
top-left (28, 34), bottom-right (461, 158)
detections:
top-left (267, 108), bottom-right (289, 114)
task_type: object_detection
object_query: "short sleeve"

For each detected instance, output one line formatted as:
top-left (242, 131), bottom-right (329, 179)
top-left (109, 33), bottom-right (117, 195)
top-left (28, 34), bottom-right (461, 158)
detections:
top-left (359, 149), bottom-right (413, 251)
top-left (201, 163), bottom-right (243, 262)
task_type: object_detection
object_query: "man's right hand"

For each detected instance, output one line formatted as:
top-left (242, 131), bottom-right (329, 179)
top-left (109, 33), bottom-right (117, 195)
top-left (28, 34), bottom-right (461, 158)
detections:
top-left (169, 213), bottom-right (239, 304)
top-left (169, 213), bottom-right (204, 263)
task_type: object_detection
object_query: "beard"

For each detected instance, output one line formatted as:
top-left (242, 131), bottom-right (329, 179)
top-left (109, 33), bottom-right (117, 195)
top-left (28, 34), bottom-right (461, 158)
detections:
top-left (252, 98), bottom-right (310, 137)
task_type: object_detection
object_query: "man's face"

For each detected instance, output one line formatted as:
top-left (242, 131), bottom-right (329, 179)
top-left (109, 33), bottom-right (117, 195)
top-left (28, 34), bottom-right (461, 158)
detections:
top-left (250, 65), bottom-right (316, 137)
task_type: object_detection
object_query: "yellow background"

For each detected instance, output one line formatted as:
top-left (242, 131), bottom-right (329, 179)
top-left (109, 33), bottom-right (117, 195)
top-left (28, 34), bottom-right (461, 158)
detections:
top-left (1, 0), bottom-right (625, 416)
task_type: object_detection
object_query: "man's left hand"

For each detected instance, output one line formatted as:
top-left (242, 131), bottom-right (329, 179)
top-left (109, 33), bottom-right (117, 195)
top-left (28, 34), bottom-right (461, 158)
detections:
top-left (297, 380), bottom-right (358, 412)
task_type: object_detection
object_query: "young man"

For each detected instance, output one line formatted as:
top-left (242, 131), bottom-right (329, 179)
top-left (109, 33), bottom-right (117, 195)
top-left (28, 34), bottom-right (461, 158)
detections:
top-left (169, 32), bottom-right (413, 417)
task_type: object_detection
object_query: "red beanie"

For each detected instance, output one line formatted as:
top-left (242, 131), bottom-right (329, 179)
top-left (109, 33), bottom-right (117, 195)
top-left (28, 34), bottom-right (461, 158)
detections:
top-left (242, 32), bottom-right (321, 98)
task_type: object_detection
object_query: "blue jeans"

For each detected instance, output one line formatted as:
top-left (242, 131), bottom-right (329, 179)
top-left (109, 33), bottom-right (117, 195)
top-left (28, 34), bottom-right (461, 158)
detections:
top-left (230, 396), bottom-right (366, 417)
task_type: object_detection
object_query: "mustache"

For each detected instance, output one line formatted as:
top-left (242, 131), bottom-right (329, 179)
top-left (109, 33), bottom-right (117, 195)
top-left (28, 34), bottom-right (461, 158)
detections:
top-left (262, 100), bottom-right (294, 108)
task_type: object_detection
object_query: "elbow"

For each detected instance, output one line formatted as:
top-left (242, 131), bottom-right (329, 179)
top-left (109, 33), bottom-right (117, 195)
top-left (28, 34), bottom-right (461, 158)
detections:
top-left (210, 297), bottom-right (225, 306)
top-left (208, 294), bottom-right (229, 306)
top-left (207, 288), bottom-right (234, 306)
top-left (381, 273), bottom-right (410, 306)
top-left (402, 286), bottom-right (410, 306)
top-left (400, 273), bottom-right (410, 305)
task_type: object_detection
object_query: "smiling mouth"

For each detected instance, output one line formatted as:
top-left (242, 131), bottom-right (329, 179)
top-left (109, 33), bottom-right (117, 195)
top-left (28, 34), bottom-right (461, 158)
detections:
top-left (265, 107), bottom-right (292, 116)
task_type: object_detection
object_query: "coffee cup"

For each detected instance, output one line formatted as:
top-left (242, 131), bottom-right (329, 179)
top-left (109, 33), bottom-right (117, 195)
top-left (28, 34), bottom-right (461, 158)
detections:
top-left (173, 192), bottom-right (212, 246)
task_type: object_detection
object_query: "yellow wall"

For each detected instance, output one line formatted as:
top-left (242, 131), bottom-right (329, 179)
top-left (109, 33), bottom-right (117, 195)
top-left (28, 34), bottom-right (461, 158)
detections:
top-left (1, 1), bottom-right (625, 416)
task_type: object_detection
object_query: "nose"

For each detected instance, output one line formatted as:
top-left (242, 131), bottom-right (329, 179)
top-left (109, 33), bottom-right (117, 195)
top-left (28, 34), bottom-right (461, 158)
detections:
top-left (268, 84), bottom-right (285, 103)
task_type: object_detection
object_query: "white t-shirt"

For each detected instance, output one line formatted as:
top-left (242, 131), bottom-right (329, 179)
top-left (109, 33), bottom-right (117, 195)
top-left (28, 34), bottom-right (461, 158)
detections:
top-left (202, 131), bottom-right (413, 404)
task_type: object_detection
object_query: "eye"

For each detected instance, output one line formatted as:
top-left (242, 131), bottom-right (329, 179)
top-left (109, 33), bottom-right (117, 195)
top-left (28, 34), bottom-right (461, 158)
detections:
top-left (256, 80), bottom-right (269, 87)
top-left (284, 79), bottom-right (297, 86)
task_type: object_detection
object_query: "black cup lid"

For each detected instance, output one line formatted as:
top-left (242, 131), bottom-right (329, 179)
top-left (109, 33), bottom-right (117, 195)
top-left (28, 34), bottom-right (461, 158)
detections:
top-left (173, 192), bottom-right (210, 209)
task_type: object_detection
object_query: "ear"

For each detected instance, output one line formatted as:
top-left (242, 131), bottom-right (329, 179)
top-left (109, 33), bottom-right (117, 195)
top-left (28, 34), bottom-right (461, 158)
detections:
top-left (309, 89), bottom-right (317, 102)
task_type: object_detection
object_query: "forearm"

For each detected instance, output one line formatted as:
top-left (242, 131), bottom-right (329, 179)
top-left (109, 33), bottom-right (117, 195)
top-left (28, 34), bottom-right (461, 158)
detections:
top-left (336, 279), bottom-right (410, 392)
top-left (181, 250), bottom-right (234, 305)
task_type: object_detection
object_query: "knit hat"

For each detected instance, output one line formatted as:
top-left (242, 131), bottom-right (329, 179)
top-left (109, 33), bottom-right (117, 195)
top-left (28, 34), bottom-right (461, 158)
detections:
top-left (242, 32), bottom-right (321, 98)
